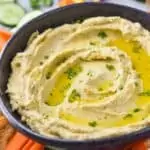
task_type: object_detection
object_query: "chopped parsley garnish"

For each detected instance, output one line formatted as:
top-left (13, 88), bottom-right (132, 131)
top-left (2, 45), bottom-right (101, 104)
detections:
top-left (133, 108), bottom-right (141, 113)
top-left (44, 55), bottom-right (49, 59)
top-left (137, 73), bottom-right (141, 78)
top-left (64, 83), bottom-right (71, 90)
top-left (90, 42), bottom-right (96, 45)
top-left (98, 31), bottom-right (107, 38)
top-left (50, 92), bottom-right (53, 96)
top-left (69, 89), bottom-right (80, 103)
top-left (123, 113), bottom-right (133, 119)
top-left (46, 71), bottom-right (51, 79)
top-left (56, 57), bottom-right (67, 66)
top-left (131, 41), bottom-right (142, 53)
top-left (87, 71), bottom-right (93, 77)
top-left (106, 57), bottom-right (113, 61)
top-left (132, 65), bottom-right (136, 70)
top-left (88, 121), bottom-right (97, 127)
top-left (139, 90), bottom-right (150, 96)
top-left (132, 45), bottom-right (141, 53)
top-left (98, 88), bottom-right (103, 91)
top-left (64, 66), bottom-right (82, 80)
top-left (106, 64), bottom-right (115, 71)
top-left (119, 54), bottom-right (125, 58)
top-left (60, 83), bottom-right (71, 93)
top-left (65, 68), bottom-right (77, 79)
top-left (134, 82), bottom-right (138, 87)
top-left (119, 85), bottom-right (123, 90)
top-left (40, 61), bottom-right (43, 65)
top-left (132, 47), bottom-right (140, 53)
top-left (15, 62), bottom-right (21, 67)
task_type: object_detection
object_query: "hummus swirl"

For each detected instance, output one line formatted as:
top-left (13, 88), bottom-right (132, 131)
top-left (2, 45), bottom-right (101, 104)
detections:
top-left (8, 17), bottom-right (150, 140)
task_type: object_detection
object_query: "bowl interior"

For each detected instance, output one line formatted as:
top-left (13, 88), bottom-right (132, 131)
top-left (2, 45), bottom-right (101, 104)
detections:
top-left (0, 2), bottom-right (150, 149)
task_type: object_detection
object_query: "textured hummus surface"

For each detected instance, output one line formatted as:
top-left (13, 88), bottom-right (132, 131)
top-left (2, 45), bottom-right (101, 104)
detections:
top-left (8, 17), bottom-right (150, 140)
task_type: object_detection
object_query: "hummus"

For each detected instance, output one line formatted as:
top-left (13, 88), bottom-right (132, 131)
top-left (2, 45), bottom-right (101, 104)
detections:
top-left (7, 17), bottom-right (150, 140)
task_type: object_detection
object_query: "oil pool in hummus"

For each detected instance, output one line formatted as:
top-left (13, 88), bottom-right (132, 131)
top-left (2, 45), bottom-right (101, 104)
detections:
top-left (7, 17), bottom-right (150, 140)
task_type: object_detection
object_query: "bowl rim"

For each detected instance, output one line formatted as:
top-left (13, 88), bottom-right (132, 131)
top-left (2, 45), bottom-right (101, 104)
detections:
top-left (0, 2), bottom-right (150, 147)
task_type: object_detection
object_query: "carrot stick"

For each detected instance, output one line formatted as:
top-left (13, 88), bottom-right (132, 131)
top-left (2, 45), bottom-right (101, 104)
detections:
top-left (5, 132), bottom-right (29, 150)
top-left (131, 140), bottom-right (147, 150)
top-left (0, 38), bottom-right (8, 50)
top-left (0, 29), bottom-right (11, 40)
top-left (29, 142), bottom-right (44, 150)
top-left (22, 139), bottom-right (34, 150)
top-left (0, 29), bottom-right (11, 50)
top-left (124, 140), bottom-right (147, 150)
top-left (59, 0), bottom-right (74, 6)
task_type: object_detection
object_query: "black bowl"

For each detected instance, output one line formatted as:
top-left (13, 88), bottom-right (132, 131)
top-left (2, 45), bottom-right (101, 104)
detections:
top-left (0, 3), bottom-right (150, 150)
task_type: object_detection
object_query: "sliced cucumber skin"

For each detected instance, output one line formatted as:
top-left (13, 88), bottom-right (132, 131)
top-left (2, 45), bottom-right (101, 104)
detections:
top-left (18, 10), bottom-right (42, 27)
top-left (0, 3), bottom-right (25, 27)
top-left (0, 0), bottom-right (15, 3)
top-left (11, 10), bottom-right (42, 33)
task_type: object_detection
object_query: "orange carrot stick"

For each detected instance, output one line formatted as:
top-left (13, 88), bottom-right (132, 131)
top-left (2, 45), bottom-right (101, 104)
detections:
top-left (0, 29), bottom-right (11, 40)
top-left (5, 132), bottom-right (29, 150)
top-left (59, 0), bottom-right (74, 6)
top-left (22, 139), bottom-right (34, 150)
top-left (124, 140), bottom-right (147, 150)
top-left (0, 29), bottom-right (11, 50)
top-left (131, 140), bottom-right (147, 150)
top-left (29, 142), bottom-right (44, 150)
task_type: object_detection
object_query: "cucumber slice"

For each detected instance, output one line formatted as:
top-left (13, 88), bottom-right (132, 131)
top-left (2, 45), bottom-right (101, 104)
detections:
top-left (11, 10), bottom-right (42, 33)
top-left (0, 3), bottom-right (25, 27)
top-left (0, 0), bottom-right (15, 3)
top-left (18, 10), bottom-right (42, 27)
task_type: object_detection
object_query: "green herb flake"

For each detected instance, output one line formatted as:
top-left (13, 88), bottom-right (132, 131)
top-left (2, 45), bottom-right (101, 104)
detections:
top-left (44, 55), bottom-right (49, 59)
top-left (64, 66), bottom-right (82, 80)
top-left (98, 88), bottom-right (103, 91)
top-left (134, 82), bottom-right (138, 87)
top-left (69, 89), bottom-right (80, 103)
top-left (64, 83), bottom-right (71, 90)
top-left (123, 113), bottom-right (133, 119)
top-left (88, 121), bottom-right (97, 127)
top-left (56, 57), bottom-right (67, 66)
top-left (132, 48), bottom-right (140, 53)
top-left (132, 65), bottom-right (136, 70)
top-left (98, 31), bottom-right (107, 38)
top-left (60, 83), bottom-right (71, 93)
top-left (50, 92), bottom-right (53, 96)
top-left (40, 61), bottom-right (43, 65)
top-left (119, 54), bottom-right (125, 58)
top-left (137, 73), bottom-right (141, 78)
top-left (90, 42), bottom-right (96, 46)
top-left (139, 90), bottom-right (150, 96)
top-left (65, 68), bottom-right (76, 79)
top-left (106, 57), bottom-right (113, 61)
top-left (87, 71), bottom-right (93, 77)
top-left (15, 62), bottom-right (21, 67)
top-left (133, 108), bottom-right (141, 113)
top-left (119, 85), bottom-right (123, 90)
top-left (106, 64), bottom-right (115, 71)
top-left (132, 44), bottom-right (141, 53)
top-left (46, 71), bottom-right (51, 79)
